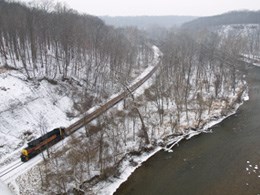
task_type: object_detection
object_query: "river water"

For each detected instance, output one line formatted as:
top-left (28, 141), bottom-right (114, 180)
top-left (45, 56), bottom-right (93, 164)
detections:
top-left (115, 65), bottom-right (260, 195)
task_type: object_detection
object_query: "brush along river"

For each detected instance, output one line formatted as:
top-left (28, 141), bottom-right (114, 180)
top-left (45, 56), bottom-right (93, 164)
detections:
top-left (115, 65), bottom-right (260, 195)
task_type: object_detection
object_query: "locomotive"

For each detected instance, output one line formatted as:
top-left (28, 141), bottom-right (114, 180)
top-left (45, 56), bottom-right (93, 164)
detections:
top-left (21, 127), bottom-right (66, 162)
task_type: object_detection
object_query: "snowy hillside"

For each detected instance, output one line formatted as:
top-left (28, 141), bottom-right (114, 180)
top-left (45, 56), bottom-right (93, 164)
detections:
top-left (214, 24), bottom-right (260, 39)
top-left (0, 180), bottom-right (13, 195)
top-left (5, 59), bottom-right (248, 195)
top-left (0, 2), bottom-right (253, 193)
top-left (0, 28), bottom-right (251, 194)
top-left (0, 68), bottom-right (78, 165)
top-left (211, 24), bottom-right (260, 58)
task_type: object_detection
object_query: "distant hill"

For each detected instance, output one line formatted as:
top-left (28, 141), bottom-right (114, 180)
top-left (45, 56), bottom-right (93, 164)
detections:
top-left (100, 15), bottom-right (197, 29)
top-left (182, 10), bottom-right (260, 29)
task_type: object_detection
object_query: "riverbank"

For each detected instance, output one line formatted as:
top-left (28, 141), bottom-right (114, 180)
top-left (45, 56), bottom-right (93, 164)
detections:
top-left (112, 65), bottom-right (260, 195)
top-left (91, 86), bottom-right (249, 195)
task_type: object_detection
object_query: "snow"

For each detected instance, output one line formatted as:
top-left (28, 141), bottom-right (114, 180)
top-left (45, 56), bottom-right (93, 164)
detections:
top-left (90, 79), bottom-right (249, 194)
top-left (241, 54), bottom-right (260, 67)
top-left (87, 48), bottom-right (252, 194)
top-left (88, 87), bottom-right (249, 195)
top-left (89, 48), bottom-right (163, 194)
top-left (0, 45), bottom-right (161, 194)
top-left (85, 46), bottom-right (160, 113)
top-left (0, 43), bottom-right (252, 194)
top-left (244, 159), bottom-right (260, 182)
top-left (164, 136), bottom-right (184, 152)
top-left (164, 91), bottom-right (248, 152)
top-left (91, 147), bottom-right (161, 195)
top-left (243, 93), bottom-right (249, 101)
top-left (92, 98), bottom-right (247, 195)
top-left (215, 24), bottom-right (260, 40)
top-left (0, 181), bottom-right (13, 195)
top-left (0, 70), bottom-right (77, 166)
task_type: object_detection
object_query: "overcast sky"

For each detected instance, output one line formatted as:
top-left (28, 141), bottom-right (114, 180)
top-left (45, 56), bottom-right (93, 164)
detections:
top-left (21, 0), bottom-right (260, 16)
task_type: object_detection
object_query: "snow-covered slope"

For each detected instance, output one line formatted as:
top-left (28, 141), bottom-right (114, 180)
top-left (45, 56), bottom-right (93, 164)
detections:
top-left (0, 69), bottom-right (76, 164)
top-left (0, 180), bottom-right (13, 195)
top-left (0, 46), bottom-right (161, 194)
top-left (0, 45), bottom-right (249, 195)
top-left (214, 24), bottom-right (260, 35)
top-left (212, 24), bottom-right (260, 56)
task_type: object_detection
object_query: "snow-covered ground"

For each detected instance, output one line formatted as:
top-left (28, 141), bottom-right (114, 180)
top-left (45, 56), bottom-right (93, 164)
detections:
top-left (0, 180), bottom-right (13, 195)
top-left (90, 88), bottom-right (249, 195)
top-left (215, 24), bottom-right (260, 36)
top-left (0, 46), bottom-right (160, 194)
top-left (0, 69), bottom-right (78, 166)
top-left (0, 44), bottom-right (249, 194)
top-left (241, 54), bottom-right (260, 67)
top-left (213, 24), bottom-right (260, 61)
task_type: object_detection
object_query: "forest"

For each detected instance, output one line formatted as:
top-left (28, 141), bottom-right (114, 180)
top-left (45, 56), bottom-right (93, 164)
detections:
top-left (0, 0), bottom-right (153, 106)
top-left (1, 0), bottom-right (259, 194)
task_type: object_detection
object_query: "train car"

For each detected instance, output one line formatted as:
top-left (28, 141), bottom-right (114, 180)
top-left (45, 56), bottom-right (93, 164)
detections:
top-left (21, 127), bottom-right (66, 162)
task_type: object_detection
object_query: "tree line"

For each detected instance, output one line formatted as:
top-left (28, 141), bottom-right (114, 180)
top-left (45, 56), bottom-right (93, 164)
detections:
top-left (183, 10), bottom-right (260, 29)
top-left (0, 0), bottom-right (153, 101)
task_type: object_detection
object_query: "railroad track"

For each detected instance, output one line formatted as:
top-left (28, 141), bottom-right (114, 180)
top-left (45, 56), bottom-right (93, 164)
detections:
top-left (66, 64), bottom-right (160, 135)
top-left (0, 48), bottom-right (160, 184)
top-left (0, 161), bottom-right (23, 179)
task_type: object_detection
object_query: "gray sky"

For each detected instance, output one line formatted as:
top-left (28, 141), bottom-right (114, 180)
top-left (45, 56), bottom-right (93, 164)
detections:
top-left (21, 0), bottom-right (260, 16)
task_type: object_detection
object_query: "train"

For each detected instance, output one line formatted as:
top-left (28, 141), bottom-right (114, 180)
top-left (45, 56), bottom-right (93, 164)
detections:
top-left (21, 127), bottom-right (66, 162)
top-left (19, 58), bottom-right (160, 162)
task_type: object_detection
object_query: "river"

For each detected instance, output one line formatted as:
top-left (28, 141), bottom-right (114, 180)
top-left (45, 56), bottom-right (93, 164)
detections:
top-left (115, 65), bottom-right (260, 195)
